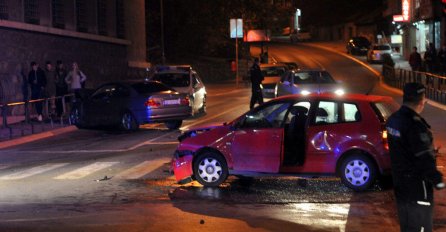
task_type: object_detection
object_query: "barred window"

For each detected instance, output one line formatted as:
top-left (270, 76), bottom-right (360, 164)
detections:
top-left (52, 0), bottom-right (65, 29)
top-left (116, 0), bottom-right (125, 38)
top-left (0, 0), bottom-right (7, 20)
top-left (24, 0), bottom-right (39, 24)
top-left (76, 0), bottom-right (88, 32)
top-left (97, 0), bottom-right (107, 35)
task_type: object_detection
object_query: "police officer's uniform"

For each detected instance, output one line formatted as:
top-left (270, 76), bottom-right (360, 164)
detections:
top-left (386, 84), bottom-right (444, 232)
top-left (249, 59), bottom-right (264, 109)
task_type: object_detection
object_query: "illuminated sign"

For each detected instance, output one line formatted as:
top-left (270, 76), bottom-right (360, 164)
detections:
top-left (230, 19), bottom-right (243, 38)
top-left (393, 0), bottom-right (410, 22)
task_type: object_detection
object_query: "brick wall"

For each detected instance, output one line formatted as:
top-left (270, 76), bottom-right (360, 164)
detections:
top-left (0, 27), bottom-right (129, 104)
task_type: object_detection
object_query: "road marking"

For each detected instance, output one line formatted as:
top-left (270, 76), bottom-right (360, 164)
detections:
top-left (115, 158), bottom-right (170, 179)
top-left (0, 163), bottom-right (68, 180)
top-left (54, 162), bottom-right (118, 180)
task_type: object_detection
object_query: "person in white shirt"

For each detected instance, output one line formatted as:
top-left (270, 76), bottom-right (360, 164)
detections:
top-left (65, 62), bottom-right (87, 100)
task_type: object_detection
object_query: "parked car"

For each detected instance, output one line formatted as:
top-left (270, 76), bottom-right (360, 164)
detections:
top-left (260, 63), bottom-right (288, 98)
top-left (290, 29), bottom-right (312, 43)
top-left (346, 37), bottom-right (371, 55)
top-left (275, 69), bottom-right (344, 97)
top-left (150, 65), bottom-right (206, 115)
top-left (367, 44), bottom-right (393, 63)
top-left (172, 93), bottom-right (399, 191)
top-left (69, 80), bottom-right (192, 131)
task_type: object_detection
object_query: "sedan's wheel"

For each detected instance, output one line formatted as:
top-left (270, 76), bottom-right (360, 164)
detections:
top-left (193, 152), bottom-right (228, 187)
top-left (339, 154), bottom-right (376, 191)
top-left (165, 120), bottom-right (182, 130)
top-left (120, 112), bottom-right (138, 131)
top-left (199, 96), bottom-right (206, 114)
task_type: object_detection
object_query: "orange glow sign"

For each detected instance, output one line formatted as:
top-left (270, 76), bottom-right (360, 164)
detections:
top-left (393, 0), bottom-right (410, 22)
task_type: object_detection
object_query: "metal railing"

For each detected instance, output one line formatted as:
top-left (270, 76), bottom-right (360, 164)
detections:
top-left (0, 94), bottom-right (75, 140)
top-left (382, 65), bottom-right (446, 104)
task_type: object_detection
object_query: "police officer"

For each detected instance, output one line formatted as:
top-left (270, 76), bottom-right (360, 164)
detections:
top-left (249, 57), bottom-right (264, 109)
top-left (386, 82), bottom-right (444, 232)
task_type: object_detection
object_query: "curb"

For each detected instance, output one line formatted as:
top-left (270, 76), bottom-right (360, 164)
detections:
top-left (0, 126), bottom-right (77, 149)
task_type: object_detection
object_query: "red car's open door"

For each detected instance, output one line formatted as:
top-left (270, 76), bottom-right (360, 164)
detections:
top-left (230, 127), bottom-right (283, 173)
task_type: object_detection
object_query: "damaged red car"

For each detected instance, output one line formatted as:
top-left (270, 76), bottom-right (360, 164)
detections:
top-left (172, 93), bottom-right (399, 191)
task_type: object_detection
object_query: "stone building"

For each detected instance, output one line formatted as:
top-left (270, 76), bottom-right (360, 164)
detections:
top-left (0, 0), bottom-right (149, 104)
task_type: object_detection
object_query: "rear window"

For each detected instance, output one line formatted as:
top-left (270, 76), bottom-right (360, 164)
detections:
top-left (373, 101), bottom-right (399, 121)
top-left (261, 66), bottom-right (287, 77)
top-left (152, 73), bottom-right (190, 87)
top-left (131, 82), bottom-right (173, 94)
top-left (373, 45), bottom-right (391, 51)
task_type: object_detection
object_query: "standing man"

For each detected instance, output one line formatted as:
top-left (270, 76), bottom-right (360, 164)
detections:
top-left (249, 57), bottom-right (264, 109)
top-left (386, 82), bottom-right (444, 232)
top-left (55, 60), bottom-right (68, 117)
top-left (409, 46), bottom-right (422, 71)
top-left (44, 61), bottom-right (57, 117)
top-left (28, 62), bottom-right (47, 121)
top-left (424, 43), bottom-right (437, 73)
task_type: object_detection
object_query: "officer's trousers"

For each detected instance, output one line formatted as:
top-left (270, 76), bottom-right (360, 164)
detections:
top-left (396, 199), bottom-right (433, 232)
top-left (250, 89), bottom-right (263, 109)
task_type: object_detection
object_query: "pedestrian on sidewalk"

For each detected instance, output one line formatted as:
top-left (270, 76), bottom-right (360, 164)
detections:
top-left (249, 57), bottom-right (264, 109)
top-left (44, 61), bottom-right (57, 116)
top-left (28, 62), bottom-right (47, 121)
top-left (438, 45), bottom-right (446, 77)
top-left (65, 62), bottom-right (87, 101)
top-left (386, 82), bottom-right (445, 232)
top-left (409, 47), bottom-right (422, 72)
top-left (424, 43), bottom-right (437, 73)
top-left (55, 60), bottom-right (68, 117)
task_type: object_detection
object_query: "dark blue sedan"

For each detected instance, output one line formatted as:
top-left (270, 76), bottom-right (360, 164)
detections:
top-left (69, 81), bottom-right (192, 131)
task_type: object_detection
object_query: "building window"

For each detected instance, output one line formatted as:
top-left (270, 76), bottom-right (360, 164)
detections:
top-left (116, 0), bottom-right (125, 39)
top-left (97, 0), bottom-right (107, 35)
top-left (24, 0), bottom-right (39, 24)
top-left (76, 0), bottom-right (88, 32)
top-left (52, 0), bottom-right (65, 29)
top-left (0, 0), bottom-right (7, 20)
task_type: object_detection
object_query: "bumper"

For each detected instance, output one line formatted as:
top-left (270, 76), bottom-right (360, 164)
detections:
top-left (262, 83), bottom-right (276, 98)
top-left (135, 106), bottom-right (192, 124)
top-left (172, 152), bottom-right (194, 183)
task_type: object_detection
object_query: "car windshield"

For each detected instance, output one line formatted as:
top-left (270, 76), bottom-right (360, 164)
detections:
top-left (261, 66), bottom-right (287, 77)
top-left (373, 45), bottom-right (391, 51)
top-left (152, 73), bottom-right (190, 87)
top-left (293, 71), bottom-right (335, 84)
top-left (131, 82), bottom-right (173, 94)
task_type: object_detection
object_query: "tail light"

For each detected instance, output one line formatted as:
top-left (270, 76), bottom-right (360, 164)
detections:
top-left (144, 98), bottom-right (160, 107)
top-left (181, 96), bottom-right (190, 106)
top-left (382, 128), bottom-right (389, 151)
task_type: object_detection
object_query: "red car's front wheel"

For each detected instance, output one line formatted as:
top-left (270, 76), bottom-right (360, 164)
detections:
top-left (193, 151), bottom-right (228, 187)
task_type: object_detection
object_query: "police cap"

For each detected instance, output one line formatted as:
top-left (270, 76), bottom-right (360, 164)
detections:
top-left (403, 82), bottom-right (425, 103)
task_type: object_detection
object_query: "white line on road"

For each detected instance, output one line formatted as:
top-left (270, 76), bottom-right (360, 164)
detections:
top-left (0, 163), bottom-right (69, 180)
top-left (115, 158), bottom-right (170, 179)
top-left (54, 162), bottom-right (118, 180)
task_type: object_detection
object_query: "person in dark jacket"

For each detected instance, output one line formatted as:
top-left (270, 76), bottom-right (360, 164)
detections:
top-left (424, 43), bottom-right (437, 73)
top-left (28, 62), bottom-right (47, 121)
top-left (386, 82), bottom-right (444, 232)
top-left (249, 57), bottom-right (264, 109)
top-left (55, 60), bottom-right (68, 117)
top-left (409, 46), bottom-right (422, 71)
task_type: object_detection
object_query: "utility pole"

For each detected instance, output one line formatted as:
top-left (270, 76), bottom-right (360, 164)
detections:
top-left (160, 0), bottom-right (166, 64)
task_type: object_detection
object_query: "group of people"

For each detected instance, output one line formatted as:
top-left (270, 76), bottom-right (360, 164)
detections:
top-left (409, 43), bottom-right (446, 74)
top-left (23, 61), bottom-right (87, 121)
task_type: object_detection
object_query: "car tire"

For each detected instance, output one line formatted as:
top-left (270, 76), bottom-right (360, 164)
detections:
top-left (120, 111), bottom-right (138, 131)
top-left (165, 120), bottom-right (182, 130)
top-left (193, 151), bottom-right (228, 187)
top-left (199, 95), bottom-right (206, 114)
top-left (339, 153), bottom-right (377, 191)
top-left (69, 107), bottom-right (86, 129)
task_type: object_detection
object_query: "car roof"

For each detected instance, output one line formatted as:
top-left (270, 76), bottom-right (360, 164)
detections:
top-left (274, 92), bottom-right (393, 103)
top-left (154, 65), bottom-right (192, 73)
top-left (260, 63), bottom-right (288, 68)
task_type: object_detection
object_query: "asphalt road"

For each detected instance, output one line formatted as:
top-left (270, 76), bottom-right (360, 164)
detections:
top-left (0, 42), bottom-right (445, 232)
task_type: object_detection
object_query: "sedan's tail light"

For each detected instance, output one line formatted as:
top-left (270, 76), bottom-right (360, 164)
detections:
top-left (145, 98), bottom-right (160, 107)
top-left (382, 128), bottom-right (389, 151)
top-left (180, 96), bottom-right (190, 106)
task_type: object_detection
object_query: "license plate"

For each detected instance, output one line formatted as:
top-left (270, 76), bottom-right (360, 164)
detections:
top-left (163, 99), bottom-right (180, 105)
top-left (264, 89), bottom-right (275, 93)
